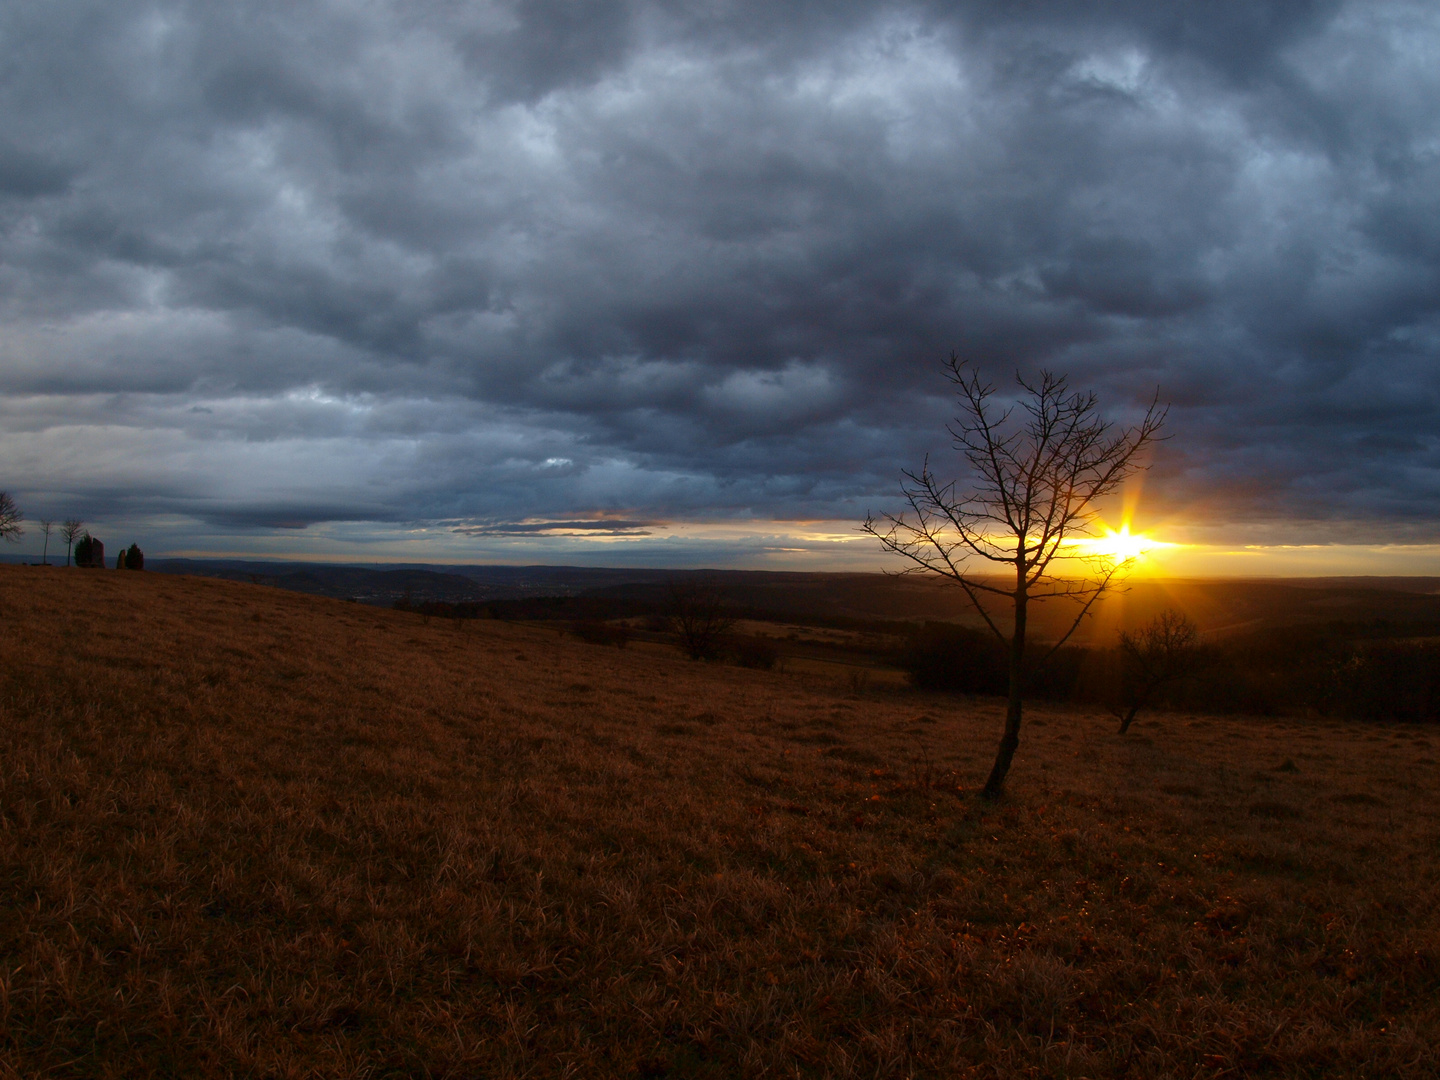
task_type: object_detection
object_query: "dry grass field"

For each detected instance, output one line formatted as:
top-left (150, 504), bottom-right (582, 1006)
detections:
top-left (2, 566), bottom-right (1438, 1078)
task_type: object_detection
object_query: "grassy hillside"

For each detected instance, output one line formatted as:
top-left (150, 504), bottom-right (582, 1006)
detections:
top-left (2, 566), bottom-right (1438, 1077)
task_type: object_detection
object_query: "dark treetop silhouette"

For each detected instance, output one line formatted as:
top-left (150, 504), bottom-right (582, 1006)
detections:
top-left (1114, 609), bottom-right (1202, 735)
top-left (0, 493), bottom-right (22, 545)
top-left (59, 519), bottom-right (84, 567)
top-left (865, 355), bottom-right (1166, 797)
top-left (667, 577), bottom-right (736, 661)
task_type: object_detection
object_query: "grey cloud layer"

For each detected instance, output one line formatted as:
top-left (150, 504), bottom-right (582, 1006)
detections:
top-left (1, 0), bottom-right (1437, 542)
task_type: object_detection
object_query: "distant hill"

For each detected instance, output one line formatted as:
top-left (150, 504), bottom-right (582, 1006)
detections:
top-left (145, 559), bottom-right (1440, 642)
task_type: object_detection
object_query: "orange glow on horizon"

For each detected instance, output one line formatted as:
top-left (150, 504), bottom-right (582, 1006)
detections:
top-left (1069, 524), bottom-right (1178, 567)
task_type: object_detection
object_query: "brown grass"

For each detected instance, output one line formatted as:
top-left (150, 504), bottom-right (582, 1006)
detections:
top-left (2, 566), bottom-right (1438, 1077)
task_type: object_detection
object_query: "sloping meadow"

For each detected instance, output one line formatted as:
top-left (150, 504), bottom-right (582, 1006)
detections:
top-left (1, 567), bottom-right (1438, 1077)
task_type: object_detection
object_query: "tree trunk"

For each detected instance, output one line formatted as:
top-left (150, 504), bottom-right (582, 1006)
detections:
top-left (1119, 680), bottom-right (1159, 734)
top-left (983, 581), bottom-right (1027, 798)
top-left (1118, 703), bottom-right (1139, 734)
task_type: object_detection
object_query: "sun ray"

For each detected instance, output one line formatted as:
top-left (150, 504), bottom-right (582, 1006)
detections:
top-left (1068, 523), bottom-right (1176, 565)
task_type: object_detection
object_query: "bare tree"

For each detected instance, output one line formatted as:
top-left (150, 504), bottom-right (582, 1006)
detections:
top-left (864, 355), bottom-right (1166, 797)
top-left (0, 493), bottom-right (22, 544)
top-left (38, 519), bottom-right (53, 564)
top-left (667, 576), bottom-right (736, 660)
top-left (1113, 609), bottom-right (1201, 734)
top-left (60, 518), bottom-right (84, 567)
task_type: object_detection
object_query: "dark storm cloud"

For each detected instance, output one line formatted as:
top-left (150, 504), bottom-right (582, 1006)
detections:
top-left (199, 505), bottom-right (392, 531)
top-left (454, 519), bottom-right (663, 537)
top-left (1, 0), bottom-right (1437, 548)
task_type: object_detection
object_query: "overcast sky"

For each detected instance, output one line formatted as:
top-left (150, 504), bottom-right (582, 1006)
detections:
top-left (1, 1), bottom-right (1437, 570)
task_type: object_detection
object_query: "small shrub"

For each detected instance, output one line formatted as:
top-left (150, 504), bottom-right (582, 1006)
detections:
top-left (124, 544), bottom-right (143, 570)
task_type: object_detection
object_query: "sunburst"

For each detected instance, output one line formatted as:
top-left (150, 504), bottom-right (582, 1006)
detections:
top-left (1070, 524), bottom-right (1173, 564)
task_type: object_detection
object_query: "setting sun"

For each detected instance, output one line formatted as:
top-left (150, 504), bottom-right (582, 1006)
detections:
top-left (1071, 524), bottom-right (1173, 564)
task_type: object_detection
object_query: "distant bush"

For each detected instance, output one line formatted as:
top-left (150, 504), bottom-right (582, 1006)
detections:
top-left (898, 623), bottom-right (1007, 694)
top-left (1025, 645), bottom-right (1090, 700)
top-left (897, 624), bottom-right (1112, 702)
top-left (116, 543), bottom-right (144, 570)
top-left (572, 620), bottom-right (632, 649)
top-left (1067, 641), bottom-right (1290, 718)
top-left (1330, 642), bottom-right (1440, 723)
top-left (1062, 626), bottom-right (1440, 724)
top-left (884, 613), bottom-right (1440, 726)
top-left (730, 636), bottom-right (778, 670)
top-left (72, 533), bottom-right (104, 569)
top-left (668, 578), bottom-right (735, 661)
